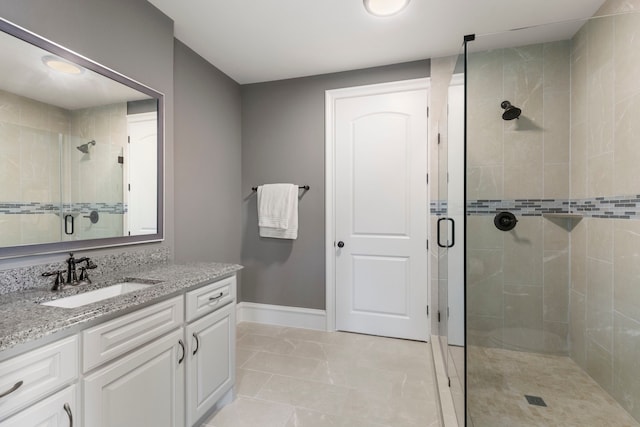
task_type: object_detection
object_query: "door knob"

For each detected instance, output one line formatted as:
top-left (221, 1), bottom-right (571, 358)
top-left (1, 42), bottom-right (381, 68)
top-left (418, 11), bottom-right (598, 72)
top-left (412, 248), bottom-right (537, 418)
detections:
top-left (337, 241), bottom-right (345, 248)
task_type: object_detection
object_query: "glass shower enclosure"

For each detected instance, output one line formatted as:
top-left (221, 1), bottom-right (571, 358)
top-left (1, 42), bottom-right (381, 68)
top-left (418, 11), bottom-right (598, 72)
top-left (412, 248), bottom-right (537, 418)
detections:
top-left (461, 5), bottom-right (640, 426)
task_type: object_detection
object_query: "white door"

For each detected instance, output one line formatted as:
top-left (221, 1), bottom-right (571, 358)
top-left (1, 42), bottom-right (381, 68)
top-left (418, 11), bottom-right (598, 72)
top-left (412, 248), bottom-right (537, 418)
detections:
top-left (331, 80), bottom-right (429, 341)
top-left (127, 112), bottom-right (158, 236)
top-left (186, 303), bottom-right (235, 427)
top-left (83, 329), bottom-right (185, 427)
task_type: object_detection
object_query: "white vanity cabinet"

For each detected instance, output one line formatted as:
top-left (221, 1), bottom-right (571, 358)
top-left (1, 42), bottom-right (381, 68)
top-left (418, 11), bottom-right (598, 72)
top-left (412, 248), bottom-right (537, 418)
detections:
top-left (83, 328), bottom-right (185, 427)
top-left (185, 276), bottom-right (236, 427)
top-left (0, 335), bottom-right (78, 424)
top-left (82, 296), bottom-right (185, 427)
top-left (0, 270), bottom-right (238, 427)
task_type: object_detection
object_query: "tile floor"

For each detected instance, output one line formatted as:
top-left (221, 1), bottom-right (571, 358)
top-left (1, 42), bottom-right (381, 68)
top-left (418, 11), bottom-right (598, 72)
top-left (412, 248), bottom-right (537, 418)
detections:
top-left (467, 345), bottom-right (640, 427)
top-left (201, 322), bottom-right (440, 427)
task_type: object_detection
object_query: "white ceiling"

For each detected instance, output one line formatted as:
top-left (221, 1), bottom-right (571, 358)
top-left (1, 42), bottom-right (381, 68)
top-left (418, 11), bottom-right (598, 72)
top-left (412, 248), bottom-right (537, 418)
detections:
top-left (148, 0), bottom-right (606, 84)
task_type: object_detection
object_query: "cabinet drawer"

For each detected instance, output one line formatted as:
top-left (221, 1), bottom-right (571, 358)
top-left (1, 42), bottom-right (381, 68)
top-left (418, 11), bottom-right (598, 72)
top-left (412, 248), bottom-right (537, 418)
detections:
top-left (83, 296), bottom-right (183, 372)
top-left (0, 335), bottom-right (78, 421)
top-left (0, 384), bottom-right (77, 427)
top-left (185, 275), bottom-right (235, 322)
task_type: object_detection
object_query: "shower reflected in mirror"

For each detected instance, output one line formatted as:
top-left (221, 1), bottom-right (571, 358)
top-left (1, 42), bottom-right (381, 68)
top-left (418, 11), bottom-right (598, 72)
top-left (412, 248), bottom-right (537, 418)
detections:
top-left (76, 140), bottom-right (96, 154)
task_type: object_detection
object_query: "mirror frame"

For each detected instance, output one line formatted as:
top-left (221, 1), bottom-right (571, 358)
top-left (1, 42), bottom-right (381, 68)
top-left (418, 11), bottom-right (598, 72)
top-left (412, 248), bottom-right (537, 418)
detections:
top-left (0, 17), bottom-right (164, 259)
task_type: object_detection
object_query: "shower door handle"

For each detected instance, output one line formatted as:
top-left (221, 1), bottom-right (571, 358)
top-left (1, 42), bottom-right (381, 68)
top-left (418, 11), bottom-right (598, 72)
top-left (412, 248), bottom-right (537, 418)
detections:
top-left (64, 215), bottom-right (74, 235)
top-left (437, 218), bottom-right (455, 248)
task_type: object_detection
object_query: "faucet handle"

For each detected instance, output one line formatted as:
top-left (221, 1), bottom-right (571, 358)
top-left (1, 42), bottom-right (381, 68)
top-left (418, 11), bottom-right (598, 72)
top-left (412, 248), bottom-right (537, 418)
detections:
top-left (78, 267), bottom-right (92, 284)
top-left (42, 270), bottom-right (64, 291)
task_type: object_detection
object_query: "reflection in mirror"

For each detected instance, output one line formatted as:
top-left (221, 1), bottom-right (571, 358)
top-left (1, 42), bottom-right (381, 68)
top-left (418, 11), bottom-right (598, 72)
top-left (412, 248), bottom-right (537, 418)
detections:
top-left (0, 18), bottom-right (163, 258)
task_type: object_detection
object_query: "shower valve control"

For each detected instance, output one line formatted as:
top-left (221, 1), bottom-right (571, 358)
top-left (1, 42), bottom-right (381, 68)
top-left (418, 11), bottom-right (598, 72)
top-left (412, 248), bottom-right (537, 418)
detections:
top-left (494, 211), bottom-right (518, 231)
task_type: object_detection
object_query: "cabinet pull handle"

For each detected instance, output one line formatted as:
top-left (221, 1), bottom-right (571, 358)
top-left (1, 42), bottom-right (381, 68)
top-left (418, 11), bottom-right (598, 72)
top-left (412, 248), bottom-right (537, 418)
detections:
top-left (64, 402), bottom-right (73, 427)
top-left (208, 292), bottom-right (224, 302)
top-left (0, 380), bottom-right (23, 398)
top-left (192, 332), bottom-right (200, 355)
top-left (178, 339), bottom-right (185, 364)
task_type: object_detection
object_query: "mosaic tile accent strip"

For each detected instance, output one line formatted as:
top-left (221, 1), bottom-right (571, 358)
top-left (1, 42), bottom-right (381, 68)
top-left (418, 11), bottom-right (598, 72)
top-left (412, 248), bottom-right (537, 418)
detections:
top-left (432, 195), bottom-right (640, 219)
top-left (0, 202), bottom-right (127, 215)
top-left (466, 199), bottom-right (567, 216)
top-left (570, 195), bottom-right (640, 219)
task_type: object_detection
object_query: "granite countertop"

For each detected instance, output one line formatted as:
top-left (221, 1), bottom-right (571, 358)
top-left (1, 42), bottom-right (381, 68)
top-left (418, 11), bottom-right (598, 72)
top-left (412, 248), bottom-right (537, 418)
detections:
top-left (0, 262), bottom-right (242, 355)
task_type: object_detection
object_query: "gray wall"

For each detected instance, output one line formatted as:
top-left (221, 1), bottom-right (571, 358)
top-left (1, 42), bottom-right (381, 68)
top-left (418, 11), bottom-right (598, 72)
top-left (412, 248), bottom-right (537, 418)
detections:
top-left (0, 0), bottom-right (175, 268)
top-left (173, 40), bottom-right (242, 265)
top-left (241, 60), bottom-right (430, 310)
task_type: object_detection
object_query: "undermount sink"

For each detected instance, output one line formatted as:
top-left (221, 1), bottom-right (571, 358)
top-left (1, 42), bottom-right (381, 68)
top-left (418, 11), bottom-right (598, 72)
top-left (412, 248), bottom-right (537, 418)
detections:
top-left (41, 282), bottom-right (152, 309)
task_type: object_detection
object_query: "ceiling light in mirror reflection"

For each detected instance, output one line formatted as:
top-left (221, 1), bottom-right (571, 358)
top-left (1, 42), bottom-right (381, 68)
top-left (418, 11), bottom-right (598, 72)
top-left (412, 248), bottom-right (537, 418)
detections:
top-left (42, 55), bottom-right (84, 75)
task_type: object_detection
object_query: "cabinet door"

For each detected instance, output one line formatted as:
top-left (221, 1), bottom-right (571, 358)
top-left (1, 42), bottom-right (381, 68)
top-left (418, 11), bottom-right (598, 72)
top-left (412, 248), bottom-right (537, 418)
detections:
top-left (186, 303), bottom-right (235, 426)
top-left (83, 329), bottom-right (185, 427)
top-left (0, 385), bottom-right (77, 427)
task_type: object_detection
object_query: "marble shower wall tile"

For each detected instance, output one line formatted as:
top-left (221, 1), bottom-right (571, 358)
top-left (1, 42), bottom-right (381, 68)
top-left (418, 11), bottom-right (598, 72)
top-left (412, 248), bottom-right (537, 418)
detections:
top-left (613, 312), bottom-right (640, 421)
top-left (466, 40), bottom-right (571, 357)
top-left (613, 219), bottom-right (640, 323)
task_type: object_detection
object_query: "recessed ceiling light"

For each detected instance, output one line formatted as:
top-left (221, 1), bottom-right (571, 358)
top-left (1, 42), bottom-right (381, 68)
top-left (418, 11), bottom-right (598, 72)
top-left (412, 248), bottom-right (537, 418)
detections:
top-left (363, 0), bottom-right (410, 17)
top-left (42, 55), bottom-right (84, 75)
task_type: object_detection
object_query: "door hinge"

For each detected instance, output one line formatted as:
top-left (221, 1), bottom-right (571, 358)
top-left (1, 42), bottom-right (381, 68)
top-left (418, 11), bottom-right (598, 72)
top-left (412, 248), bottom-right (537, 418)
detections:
top-left (128, 135), bottom-right (130, 143)
top-left (427, 107), bottom-right (429, 117)
top-left (426, 173), bottom-right (429, 184)
top-left (448, 306), bottom-right (450, 318)
top-left (437, 133), bottom-right (441, 144)
top-left (448, 377), bottom-right (451, 387)
top-left (426, 305), bottom-right (429, 316)
top-left (128, 184), bottom-right (131, 191)
top-left (437, 311), bottom-right (441, 322)
top-left (426, 239), bottom-right (429, 250)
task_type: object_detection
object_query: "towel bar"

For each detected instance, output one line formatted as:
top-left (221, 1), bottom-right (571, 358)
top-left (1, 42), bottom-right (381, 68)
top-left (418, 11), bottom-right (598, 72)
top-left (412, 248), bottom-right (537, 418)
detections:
top-left (251, 185), bottom-right (310, 192)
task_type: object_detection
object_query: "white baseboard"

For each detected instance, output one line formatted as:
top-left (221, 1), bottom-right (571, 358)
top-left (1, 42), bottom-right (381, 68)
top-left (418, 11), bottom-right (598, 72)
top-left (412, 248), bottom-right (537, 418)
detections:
top-left (236, 302), bottom-right (327, 331)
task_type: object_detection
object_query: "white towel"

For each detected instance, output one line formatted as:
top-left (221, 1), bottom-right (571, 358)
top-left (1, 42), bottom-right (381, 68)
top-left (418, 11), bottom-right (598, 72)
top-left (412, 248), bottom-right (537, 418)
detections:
top-left (257, 184), bottom-right (298, 239)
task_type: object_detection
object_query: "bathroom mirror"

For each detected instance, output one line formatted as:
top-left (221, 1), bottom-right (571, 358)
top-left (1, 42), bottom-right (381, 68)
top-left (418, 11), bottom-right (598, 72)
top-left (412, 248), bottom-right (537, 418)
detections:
top-left (0, 18), bottom-right (164, 258)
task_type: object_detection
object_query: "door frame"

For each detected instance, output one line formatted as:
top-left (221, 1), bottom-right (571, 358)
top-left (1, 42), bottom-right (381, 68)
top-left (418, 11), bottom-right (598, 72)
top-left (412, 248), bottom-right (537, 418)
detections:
top-left (324, 77), bottom-right (431, 332)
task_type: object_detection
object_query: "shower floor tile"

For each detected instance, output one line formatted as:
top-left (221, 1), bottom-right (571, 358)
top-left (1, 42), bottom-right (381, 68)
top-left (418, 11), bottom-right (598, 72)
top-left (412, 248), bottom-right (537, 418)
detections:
top-left (467, 346), bottom-right (639, 427)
